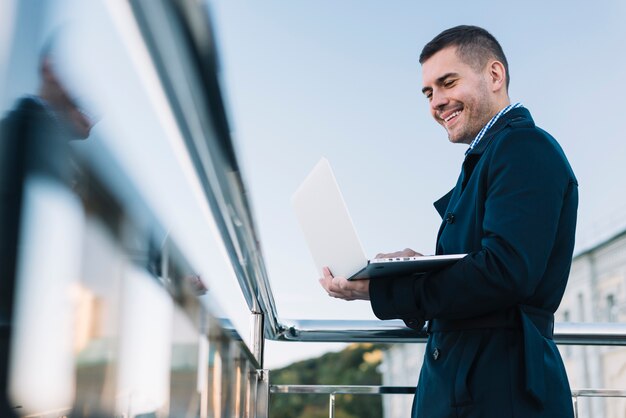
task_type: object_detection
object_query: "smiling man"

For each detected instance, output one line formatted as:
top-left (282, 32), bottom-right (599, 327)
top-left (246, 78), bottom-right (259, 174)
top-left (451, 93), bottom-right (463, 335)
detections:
top-left (320, 25), bottom-right (578, 417)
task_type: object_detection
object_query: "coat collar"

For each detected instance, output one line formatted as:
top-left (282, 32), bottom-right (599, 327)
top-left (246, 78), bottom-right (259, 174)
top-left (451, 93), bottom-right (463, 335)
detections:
top-left (433, 107), bottom-right (535, 220)
top-left (465, 107), bottom-right (534, 156)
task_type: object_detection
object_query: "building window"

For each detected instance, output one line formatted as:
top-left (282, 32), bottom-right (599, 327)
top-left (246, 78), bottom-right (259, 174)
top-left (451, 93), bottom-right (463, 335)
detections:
top-left (577, 293), bottom-right (586, 322)
top-left (607, 294), bottom-right (616, 322)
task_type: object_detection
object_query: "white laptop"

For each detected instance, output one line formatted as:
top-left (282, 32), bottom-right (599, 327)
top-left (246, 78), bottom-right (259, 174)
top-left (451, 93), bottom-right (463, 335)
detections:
top-left (292, 158), bottom-right (465, 280)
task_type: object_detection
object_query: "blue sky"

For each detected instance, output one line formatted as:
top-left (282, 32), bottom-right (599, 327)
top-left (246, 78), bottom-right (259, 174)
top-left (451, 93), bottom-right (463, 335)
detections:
top-left (209, 1), bottom-right (626, 367)
top-left (3, 0), bottom-right (625, 370)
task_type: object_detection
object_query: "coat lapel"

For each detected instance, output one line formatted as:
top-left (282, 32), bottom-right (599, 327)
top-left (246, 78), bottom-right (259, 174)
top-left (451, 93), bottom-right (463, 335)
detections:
top-left (434, 188), bottom-right (454, 218)
top-left (431, 107), bottom-right (536, 255)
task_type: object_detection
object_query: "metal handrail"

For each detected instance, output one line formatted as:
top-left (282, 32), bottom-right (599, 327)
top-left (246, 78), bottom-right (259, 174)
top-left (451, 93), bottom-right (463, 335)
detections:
top-left (571, 389), bottom-right (626, 397)
top-left (271, 385), bottom-right (415, 395)
top-left (271, 385), bottom-right (626, 397)
top-left (276, 319), bottom-right (626, 345)
top-left (130, 0), bottom-right (282, 344)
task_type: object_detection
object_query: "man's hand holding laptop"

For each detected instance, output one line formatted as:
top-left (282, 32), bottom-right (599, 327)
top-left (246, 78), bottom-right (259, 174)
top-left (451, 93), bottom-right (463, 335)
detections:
top-left (319, 248), bottom-right (423, 301)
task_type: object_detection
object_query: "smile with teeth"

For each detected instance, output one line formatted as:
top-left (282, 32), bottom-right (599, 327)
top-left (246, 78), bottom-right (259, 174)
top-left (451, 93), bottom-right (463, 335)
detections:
top-left (443, 110), bottom-right (462, 123)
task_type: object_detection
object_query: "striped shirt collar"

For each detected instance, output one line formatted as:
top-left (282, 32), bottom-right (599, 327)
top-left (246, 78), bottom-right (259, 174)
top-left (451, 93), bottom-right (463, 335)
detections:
top-left (466, 102), bottom-right (523, 155)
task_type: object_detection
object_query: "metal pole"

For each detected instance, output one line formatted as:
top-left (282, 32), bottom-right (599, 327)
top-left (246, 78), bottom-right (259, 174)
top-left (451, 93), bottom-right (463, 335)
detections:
top-left (275, 319), bottom-right (626, 345)
top-left (255, 369), bottom-right (270, 418)
top-left (329, 393), bottom-right (335, 418)
top-left (251, 312), bottom-right (265, 367)
top-left (573, 395), bottom-right (578, 418)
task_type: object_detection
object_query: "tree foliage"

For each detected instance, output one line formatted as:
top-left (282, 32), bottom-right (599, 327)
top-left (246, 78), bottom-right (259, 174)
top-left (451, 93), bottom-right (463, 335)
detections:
top-left (269, 343), bottom-right (388, 418)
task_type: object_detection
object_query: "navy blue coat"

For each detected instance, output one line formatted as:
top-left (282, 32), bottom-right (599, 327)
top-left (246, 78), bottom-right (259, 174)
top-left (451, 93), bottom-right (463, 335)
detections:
top-left (370, 107), bottom-right (577, 418)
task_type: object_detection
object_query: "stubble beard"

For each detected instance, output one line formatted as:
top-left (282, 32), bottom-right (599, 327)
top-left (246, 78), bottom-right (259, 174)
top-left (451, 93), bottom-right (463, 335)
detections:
top-left (447, 83), bottom-right (494, 144)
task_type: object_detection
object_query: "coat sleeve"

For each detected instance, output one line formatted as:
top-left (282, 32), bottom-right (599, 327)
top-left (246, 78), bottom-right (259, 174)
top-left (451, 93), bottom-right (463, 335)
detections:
top-left (370, 129), bottom-right (576, 321)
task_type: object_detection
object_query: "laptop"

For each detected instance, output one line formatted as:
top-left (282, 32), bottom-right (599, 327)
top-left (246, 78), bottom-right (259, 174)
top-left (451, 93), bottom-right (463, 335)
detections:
top-left (291, 158), bottom-right (465, 280)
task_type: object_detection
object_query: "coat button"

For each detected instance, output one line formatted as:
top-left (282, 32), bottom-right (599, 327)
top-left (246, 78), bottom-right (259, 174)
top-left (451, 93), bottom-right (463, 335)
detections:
top-left (445, 212), bottom-right (455, 224)
top-left (432, 348), bottom-right (441, 361)
top-left (405, 319), bottom-right (421, 330)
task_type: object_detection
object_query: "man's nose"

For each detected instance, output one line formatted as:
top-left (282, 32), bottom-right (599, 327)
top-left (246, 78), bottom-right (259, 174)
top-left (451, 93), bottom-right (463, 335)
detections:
top-left (430, 90), bottom-right (449, 111)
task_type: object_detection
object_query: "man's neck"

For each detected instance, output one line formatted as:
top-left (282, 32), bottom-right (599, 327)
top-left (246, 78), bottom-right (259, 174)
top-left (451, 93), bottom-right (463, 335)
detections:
top-left (491, 97), bottom-right (511, 118)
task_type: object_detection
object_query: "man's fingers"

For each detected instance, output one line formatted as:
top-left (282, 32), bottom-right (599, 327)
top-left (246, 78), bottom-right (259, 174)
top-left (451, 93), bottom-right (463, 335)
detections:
top-left (329, 277), bottom-right (345, 293)
top-left (320, 277), bottom-right (343, 292)
top-left (328, 290), bottom-right (355, 300)
top-left (328, 290), bottom-right (350, 299)
top-left (375, 248), bottom-right (423, 259)
top-left (376, 251), bottom-right (401, 258)
top-left (403, 248), bottom-right (423, 257)
top-left (320, 277), bottom-right (337, 289)
top-left (319, 270), bottom-right (363, 301)
top-left (333, 276), bottom-right (356, 292)
top-left (319, 277), bottom-right (334, 293)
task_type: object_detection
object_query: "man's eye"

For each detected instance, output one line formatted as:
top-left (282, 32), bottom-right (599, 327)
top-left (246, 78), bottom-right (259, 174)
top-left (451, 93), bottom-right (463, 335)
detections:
top-left (424, 92), bottom-right (432, 100)
top-left (444, 80), bottom-right (456, 88)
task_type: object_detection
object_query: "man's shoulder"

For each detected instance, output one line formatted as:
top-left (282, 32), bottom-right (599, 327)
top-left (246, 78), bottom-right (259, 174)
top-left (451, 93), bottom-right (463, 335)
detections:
top-left (490, 120), bottom-right (576, 181)
top-left (2, 97), bottom-right (46, 125)
top-left (12, 96), bottom-right (48, 115)
top-left (493, 113), bottom-right (561, 154)
top-left (506, 115), bottom-right (536, 130)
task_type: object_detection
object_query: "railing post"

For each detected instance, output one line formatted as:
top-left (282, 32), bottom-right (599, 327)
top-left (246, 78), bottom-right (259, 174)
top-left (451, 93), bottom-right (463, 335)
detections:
top-left (251, 312), bottom-right (265, 367)
top-left (329, 393), bottom-right (335, 418)
top-left (573, 395), bottom-right (578, 418)
top-left (256, 369), bottom-right (270, 418)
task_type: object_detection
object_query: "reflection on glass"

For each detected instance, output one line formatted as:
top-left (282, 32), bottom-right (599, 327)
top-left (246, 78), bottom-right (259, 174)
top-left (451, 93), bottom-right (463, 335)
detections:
top-left (116, 265), bottom-right (173, 417)
top-left (1, 1), bottom-right (265, 416)
top-left (234, 360), bottom-right (242, 417)
top-left (170, 306), bottom-right (200, 416)
top-left (211, 349), bottom-right (222, 418)
top-left (197, 335), bottom-right (209, 418)
top-left (245, 365), bottom-right (257, 418)
top-left (9, 176), bottom-right (85, 414)
top-left (74, 218), bottom-right (123, 416)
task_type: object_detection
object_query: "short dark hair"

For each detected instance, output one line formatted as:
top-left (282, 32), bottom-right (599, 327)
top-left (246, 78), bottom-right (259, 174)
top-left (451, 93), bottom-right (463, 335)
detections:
top-left (419, 25), bottom-right (510, 89)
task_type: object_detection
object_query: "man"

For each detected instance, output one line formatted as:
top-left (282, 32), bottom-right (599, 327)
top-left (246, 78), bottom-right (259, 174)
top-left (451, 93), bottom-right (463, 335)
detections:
top-left (0, 30), bottom-right (95, 414)
top-left (320, 25), bottom-right (577, 417)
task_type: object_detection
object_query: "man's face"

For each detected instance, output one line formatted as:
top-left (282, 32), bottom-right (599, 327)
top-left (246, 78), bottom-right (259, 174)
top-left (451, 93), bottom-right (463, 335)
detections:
top-left (51, 79), bottom-right (94, 140)
top-left (41, 58), bottom-right (94, 139)
top-left (421, 46), bottom-right (496, 144)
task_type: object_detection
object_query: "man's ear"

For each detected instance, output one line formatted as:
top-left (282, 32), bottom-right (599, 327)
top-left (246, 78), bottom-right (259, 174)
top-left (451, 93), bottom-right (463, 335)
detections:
top-left (488, 60), bottom-right (506, 93)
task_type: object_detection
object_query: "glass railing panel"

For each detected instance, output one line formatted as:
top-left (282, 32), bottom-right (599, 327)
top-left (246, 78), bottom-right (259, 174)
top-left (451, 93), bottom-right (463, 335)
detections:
top-left (1, 0), bottom-right (256, 350)
top-left (1, 3), bottom-right (266, 414)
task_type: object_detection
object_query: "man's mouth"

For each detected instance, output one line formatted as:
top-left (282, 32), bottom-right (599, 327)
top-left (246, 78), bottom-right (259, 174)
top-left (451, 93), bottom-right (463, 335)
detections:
top-left (442, 109), bottom-right (462, 125)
